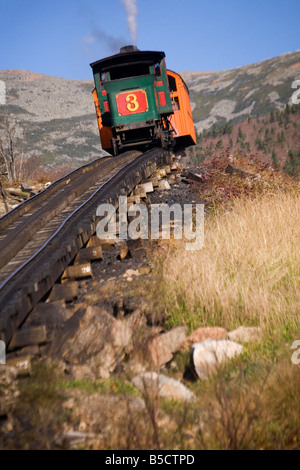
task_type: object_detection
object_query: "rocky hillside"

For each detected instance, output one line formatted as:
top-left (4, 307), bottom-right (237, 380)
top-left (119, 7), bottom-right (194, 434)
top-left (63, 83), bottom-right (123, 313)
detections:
top-left (182, 49), bottom-right (300, 133)
top-left (0, 70), bottom-right (106, 171)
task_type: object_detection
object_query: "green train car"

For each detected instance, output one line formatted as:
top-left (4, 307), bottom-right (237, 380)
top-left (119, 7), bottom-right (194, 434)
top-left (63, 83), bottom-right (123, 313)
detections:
top-left (90, 46), bottom-right (176, 155)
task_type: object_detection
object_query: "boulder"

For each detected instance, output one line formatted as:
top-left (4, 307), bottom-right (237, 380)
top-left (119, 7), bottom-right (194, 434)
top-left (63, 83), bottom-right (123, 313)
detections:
top-left (183, 327), bottom-right (227, 350)
top-left (20, 182), bottom-right (33, 193)
top-left (123, 309), bottom-right (148, 330)
top-left (157, 179), bottom-right (171, 190)
top-left (55, 431), bottom-right (96, 448)
top-left (123, 268), bottom-right (140, 281)
top-left (228, 326), bottom-right (261, 343)
top-left (192, 340), bottom-right (243, 380)
top-left (132, 372), bottom-right (195, 402)
top-left (47, 306), bottom-right (132, 379)
top-left (70, 364), bottom-right (95, 380)
top-left (148, 326), bottom-right (187, 368)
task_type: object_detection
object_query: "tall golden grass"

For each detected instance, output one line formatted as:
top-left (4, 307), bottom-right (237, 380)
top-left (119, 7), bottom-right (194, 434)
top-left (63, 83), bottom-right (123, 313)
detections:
top-left (156, 189), bottom-right (300, 331)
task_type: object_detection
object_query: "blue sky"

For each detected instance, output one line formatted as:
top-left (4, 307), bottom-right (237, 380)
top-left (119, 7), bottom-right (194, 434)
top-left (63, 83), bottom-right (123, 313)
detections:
top-left (0, 0), bottom-right (299, 80)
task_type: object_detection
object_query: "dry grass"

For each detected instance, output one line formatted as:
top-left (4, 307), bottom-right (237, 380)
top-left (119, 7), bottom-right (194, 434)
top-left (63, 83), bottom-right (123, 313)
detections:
top-left (142, 184), bottom-right (300, 449)
top-left (192, 357), bottom-right (300, 450)
top-left (153, 189), bottom-right (300, 332)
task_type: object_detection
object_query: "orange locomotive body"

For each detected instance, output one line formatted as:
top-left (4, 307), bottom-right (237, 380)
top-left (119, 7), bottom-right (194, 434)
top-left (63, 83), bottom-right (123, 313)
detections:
top-left (167, 70), bottom-right (197, 150)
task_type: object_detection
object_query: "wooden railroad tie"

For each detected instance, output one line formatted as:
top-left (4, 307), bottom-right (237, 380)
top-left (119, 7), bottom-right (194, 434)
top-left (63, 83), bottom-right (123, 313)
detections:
top-left (8, 325), bottom-right (47, 351)
top-left (48, 282), bottom-right (79, 302)
top-left (61, 263), bottom-right (92, 282)
top-left (74, 246), bottom-right (103, 265)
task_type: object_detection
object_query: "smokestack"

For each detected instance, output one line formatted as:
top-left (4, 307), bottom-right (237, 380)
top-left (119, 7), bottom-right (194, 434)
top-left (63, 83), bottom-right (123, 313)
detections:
top-left (121, 0), bottom-right (138, 45)
top-left (120, 45), bottom-right (139, 53)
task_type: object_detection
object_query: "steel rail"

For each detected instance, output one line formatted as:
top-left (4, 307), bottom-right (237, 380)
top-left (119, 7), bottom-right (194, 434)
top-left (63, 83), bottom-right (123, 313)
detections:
top-left (0, 155), bottom-right (112, 231)
top-left (0, 152), bottom-right (141, 270)
top-left (0, 153), bottom-right (140, 292)
top-left (0, 148), bottom-right (171, 344)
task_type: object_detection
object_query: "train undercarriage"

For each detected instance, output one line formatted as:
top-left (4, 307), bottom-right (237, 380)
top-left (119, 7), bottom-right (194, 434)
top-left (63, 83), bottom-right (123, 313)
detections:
top-left (111, 118), bottom-right (176, 155)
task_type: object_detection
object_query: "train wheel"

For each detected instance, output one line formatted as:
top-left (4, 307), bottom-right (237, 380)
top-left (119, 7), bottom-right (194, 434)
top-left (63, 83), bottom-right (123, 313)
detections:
top-left (161, 130), bottom-right (175, 150)
top-left (112, 138), bottom-right (119, 156)
top-left (158, 128), bottom-right (168, 149)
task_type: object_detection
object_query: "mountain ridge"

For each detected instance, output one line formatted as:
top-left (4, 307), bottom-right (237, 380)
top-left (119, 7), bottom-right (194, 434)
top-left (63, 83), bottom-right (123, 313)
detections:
top-left (0, 49), bottom-right (299, 171)
top-left (183, 48), bottom-right (300, 75)
top-left (181, 49), bottom-right (300, 133)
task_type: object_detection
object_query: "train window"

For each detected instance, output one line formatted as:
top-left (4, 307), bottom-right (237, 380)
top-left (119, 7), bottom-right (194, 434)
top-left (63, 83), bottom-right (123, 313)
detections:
top-left (100, 72), bottom-right (106, 83)
top-left (155, 63), bottom-right (162, 77)
top-left (110, 64), bottom-right (150, 80)
top-left (172, 97), bottom-right (180, 111)
top-left (168, 75), bottom-right (177, 92)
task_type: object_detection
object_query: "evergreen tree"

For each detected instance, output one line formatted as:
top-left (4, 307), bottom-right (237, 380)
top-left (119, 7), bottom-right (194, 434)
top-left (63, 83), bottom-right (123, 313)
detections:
top-left (271, 150), bottom-right (278, 165)
top-left (238, 127), bottom-right (245, 141)
top-left (284, 149), bottom-right (300, 177)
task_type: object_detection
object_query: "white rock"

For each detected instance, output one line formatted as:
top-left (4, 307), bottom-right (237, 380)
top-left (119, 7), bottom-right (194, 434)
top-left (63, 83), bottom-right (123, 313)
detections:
top-left (55, 431), bottom-right (96, 447)
top-left (132, 372), bottom-right (195, 402)
top-left (123, 269), bottom-right (140, 278)
top-left (192, 340), bottom-right (243, 380)
top-left (123, 268), bottom-right (140, 282)
top-left (157, 180), bottom-right (171, 190)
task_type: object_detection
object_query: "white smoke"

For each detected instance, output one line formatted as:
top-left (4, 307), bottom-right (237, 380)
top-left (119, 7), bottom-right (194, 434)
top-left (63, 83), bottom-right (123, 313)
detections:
top-left (121, 0), bottom-right (138, 45)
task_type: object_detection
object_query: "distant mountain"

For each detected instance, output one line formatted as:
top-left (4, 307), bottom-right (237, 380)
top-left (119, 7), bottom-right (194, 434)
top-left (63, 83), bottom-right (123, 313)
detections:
top-left (181, 50), bottom-right (300, 134)
top-left (0, 70), bottom-right (106, 170)
top-left (0, 50), bottom-right (299, 171)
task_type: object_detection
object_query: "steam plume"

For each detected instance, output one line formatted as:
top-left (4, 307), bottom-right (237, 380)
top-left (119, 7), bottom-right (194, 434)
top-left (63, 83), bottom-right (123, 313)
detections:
top-left (121, 0), bottom-right (138, 45)
top-left (83, 30), bottom-right (126, 55)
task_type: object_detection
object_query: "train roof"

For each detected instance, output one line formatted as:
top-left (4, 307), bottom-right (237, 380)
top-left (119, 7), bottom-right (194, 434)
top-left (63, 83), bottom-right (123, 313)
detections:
top-left (90, 47), bottom-right (166, 73)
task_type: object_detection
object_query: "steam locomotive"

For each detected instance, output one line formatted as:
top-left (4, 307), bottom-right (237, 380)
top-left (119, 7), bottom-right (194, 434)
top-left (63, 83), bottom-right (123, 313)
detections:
top-left (90, 46), bottom-right (196, 156)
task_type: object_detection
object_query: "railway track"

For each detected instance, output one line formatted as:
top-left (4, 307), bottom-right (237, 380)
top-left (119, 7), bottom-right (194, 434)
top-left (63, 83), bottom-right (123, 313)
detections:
top-left (0, 148), bottom-right (171, 345)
